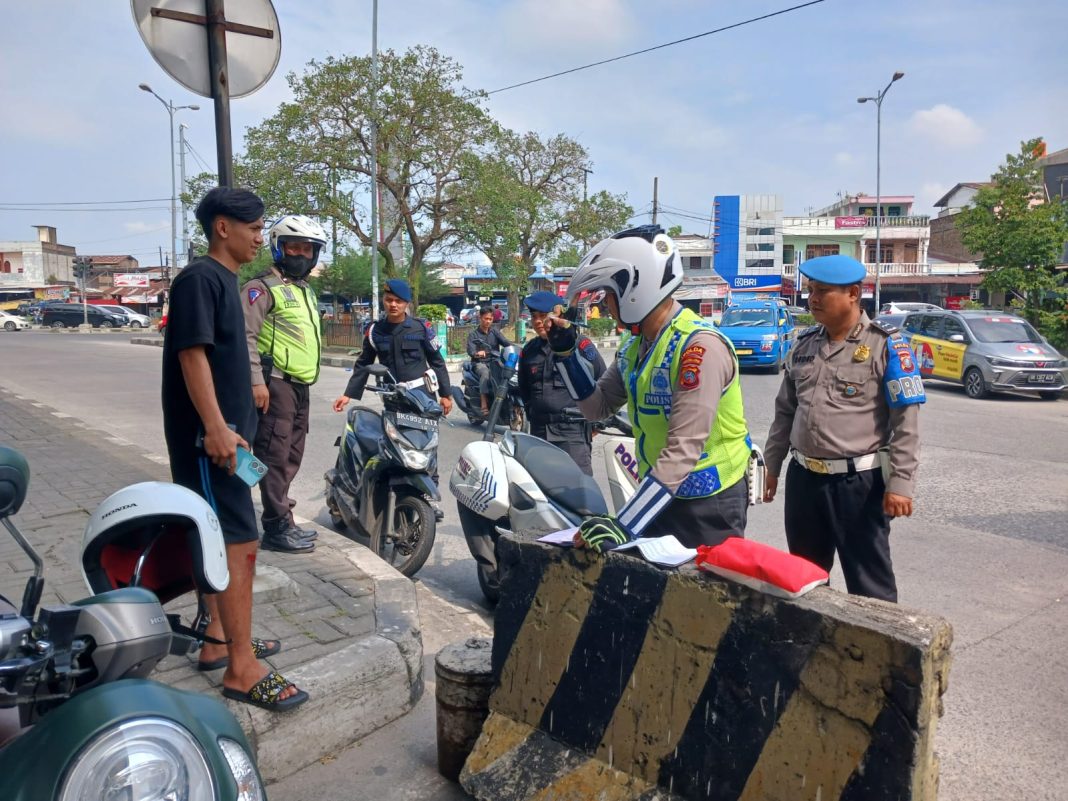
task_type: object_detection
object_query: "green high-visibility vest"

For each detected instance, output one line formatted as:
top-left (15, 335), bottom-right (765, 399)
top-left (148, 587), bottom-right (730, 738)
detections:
top-left (620, 307), bottom-right (750, 498)
top-left (256, 275), bottom-right (321, 384)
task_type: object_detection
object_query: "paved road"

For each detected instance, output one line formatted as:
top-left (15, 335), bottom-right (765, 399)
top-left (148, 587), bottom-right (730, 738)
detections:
top-left (3, 329), bottom-right (1067, 800)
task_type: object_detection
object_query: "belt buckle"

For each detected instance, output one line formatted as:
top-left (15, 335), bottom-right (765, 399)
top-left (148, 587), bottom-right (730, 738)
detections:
top-left (804, 457), bottom-right (830, 474)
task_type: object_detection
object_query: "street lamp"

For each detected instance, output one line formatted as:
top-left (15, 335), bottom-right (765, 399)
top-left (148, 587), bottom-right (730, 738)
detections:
top-left (858, 70), bottom-right (904, 314)
top-left (139, 83), bottom-right (198, 285)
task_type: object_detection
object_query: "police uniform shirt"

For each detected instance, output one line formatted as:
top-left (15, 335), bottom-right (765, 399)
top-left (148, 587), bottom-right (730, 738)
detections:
top-left (763, 313), bottom-right (921, 497)
top-left (519, 336), bottom-right (606, 425)
top-left (343, 315), bottom-right (451, 399)
top-left (575, 301), bottom-right (735, 493)
top-left (241, 267), bottom-right (318, 386)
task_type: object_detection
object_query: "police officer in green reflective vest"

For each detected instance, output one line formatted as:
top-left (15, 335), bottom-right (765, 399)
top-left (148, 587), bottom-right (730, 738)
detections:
top-left (241, 215), bottom-right (327, 553)
top-left (547, 225), bottom-right (753, 552)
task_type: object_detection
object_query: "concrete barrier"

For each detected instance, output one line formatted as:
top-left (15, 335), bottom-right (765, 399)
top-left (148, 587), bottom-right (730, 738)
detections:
top-left (461, 537), bottom-right (953, 801)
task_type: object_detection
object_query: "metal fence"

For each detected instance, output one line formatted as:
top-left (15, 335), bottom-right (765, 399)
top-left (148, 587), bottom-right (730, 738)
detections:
top-left (321, 321), bottom-right (363, 349)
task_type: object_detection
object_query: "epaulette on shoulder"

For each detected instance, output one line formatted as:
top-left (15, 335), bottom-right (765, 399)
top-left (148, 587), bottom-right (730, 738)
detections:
top-left (869, 318), bottom-right (898, 336)
top-left (797, 325), bottom-right (821, 339)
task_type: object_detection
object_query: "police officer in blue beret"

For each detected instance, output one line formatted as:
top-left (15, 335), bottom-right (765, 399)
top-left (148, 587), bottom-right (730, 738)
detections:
top-left (333, 279), bottom-right (453, 515)
top-left (763, 254), bottom-right (925, 601)
top-left (334, 279), bottom-right (453, 413)
top-left (518, 291), bottom-right (606, 475)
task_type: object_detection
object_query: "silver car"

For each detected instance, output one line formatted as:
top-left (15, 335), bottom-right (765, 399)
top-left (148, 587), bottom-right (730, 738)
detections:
top-left (902, 309), bottom-right (1068, 400)
top-left (97, 305), bottom-right (152, 329)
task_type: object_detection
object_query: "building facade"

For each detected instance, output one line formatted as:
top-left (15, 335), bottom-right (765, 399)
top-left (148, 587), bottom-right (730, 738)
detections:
top-left (711, 194), bottom-right (784, 297)
top-left (0, 226), bottom-right (76, 288)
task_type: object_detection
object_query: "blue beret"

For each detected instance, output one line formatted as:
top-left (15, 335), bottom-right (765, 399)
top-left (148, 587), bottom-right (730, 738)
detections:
top-left (799, 255), bottom-right (866, 285)
top-left (384, 279), bottom-right (412, 302)
top-left (524, 291), bottom-right (561, 313)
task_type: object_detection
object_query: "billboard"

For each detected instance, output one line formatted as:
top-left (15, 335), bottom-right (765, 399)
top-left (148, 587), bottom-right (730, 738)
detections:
top-left (114, 273), bottom-right (150, 287)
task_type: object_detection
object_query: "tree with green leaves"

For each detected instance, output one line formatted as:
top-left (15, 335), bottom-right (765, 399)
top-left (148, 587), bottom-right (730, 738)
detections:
top-left (454, 129), bottom-right (632, 319)
top-left (957, 138), bottom-right (1068, 319)
top-left (238, 46), bottom-right (493, 307)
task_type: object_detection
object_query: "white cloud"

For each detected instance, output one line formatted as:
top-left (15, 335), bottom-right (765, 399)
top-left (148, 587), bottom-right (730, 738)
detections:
top-left (834, 151), bottom-right (854, 167)
top-left (123, 221), bottom-right (167, 234)
top-left (500, 0), bottom-right (634, 55)
top-left (909, 104), bottom-right (983, 147)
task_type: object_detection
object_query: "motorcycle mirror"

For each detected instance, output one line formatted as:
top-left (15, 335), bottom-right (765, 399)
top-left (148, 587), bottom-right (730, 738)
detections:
top-left (367, 364), bottom-right (391, 378)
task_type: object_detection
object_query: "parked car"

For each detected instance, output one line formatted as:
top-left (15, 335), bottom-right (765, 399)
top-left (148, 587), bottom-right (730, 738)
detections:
top-left (715, 299), bottom-right (797, 372)
top-left (0, 310), bottom-right (31, 331)
top-left (901, 309), bottom-right (1067, 400)
top-left (95, 304), bottom-right (152, 328)
top-left (458, 307), bottom-right (479, 324)
top-left (41, 304), bottom-right (128, 329)
top-left (876, 312), bottom-right (908, 330)
top-left (881, 301), bottom-right (941, 315)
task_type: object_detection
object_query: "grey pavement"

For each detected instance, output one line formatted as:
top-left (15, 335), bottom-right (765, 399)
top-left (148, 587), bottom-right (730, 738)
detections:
top-left (0, 385), bottom-right (426, 785)
top-left (2, 330), bottom-right (1068, 800)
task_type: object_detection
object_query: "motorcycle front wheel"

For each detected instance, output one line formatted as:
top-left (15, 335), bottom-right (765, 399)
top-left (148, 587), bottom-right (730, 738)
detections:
top-left (375, 494), bottom-right (435, 577)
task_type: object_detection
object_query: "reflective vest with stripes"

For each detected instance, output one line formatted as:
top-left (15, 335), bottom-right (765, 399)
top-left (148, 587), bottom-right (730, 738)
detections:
top-left (619, 308), bottom-right (750, 498)
top-left (256, 275), bottom-right (321, 384)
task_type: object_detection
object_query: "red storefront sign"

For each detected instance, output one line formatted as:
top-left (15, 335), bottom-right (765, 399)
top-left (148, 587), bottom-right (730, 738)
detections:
top-left (945, 295), bottom-right (969, 310)
top-left (835, 216), bottom-right (869, 229)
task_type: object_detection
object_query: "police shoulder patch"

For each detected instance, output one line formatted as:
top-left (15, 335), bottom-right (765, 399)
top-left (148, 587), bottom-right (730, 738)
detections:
top-left (246, 287), bottom-right (264, 304)
top-left (869, 318), bottom-right (898, 336)
top-left (579, 338), bottom-right (597, 361)
top-left (796, 325), bottom-right (821, 339)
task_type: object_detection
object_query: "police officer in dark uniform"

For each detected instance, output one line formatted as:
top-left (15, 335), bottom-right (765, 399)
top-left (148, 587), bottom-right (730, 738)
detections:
top-left (763, 255), bottom-right (925, 602)
top-left (518, 291), bottom-right (606, 476)
top-left (333, 279), bottom-right (454, 517)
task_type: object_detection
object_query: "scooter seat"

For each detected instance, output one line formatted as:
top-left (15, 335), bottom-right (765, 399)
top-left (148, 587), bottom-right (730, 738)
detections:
top-left (510, 433), bottom-right (608, 518)
top-left (350, 408), bottom-right (384, 459)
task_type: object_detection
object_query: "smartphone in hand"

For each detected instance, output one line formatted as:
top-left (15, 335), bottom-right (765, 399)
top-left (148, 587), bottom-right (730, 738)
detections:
top-left (234, 446), bottom-right (268, 487)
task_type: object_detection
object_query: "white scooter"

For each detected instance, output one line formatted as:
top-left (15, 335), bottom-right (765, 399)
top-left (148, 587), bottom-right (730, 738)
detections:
top-left (449, 354), bottom-right (766, 604)
top-left (449, 352), bottom-right (633, 603)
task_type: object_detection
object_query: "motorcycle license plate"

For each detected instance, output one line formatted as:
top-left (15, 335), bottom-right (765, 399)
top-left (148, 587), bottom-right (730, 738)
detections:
top-left (736, 349), bottom-right (753, 355)
top-left (396, 412), bottom-right (437, 430)
top-left (1026, 373), bottom-right (1057, 384)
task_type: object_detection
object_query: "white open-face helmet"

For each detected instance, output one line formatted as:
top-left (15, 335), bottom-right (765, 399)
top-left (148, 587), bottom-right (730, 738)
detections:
top-left (565, 225), bottom-right (683, 326)
top-left (81, 482), bottom-right (229, 601)
top-left (269, 214), bottom-right (328, 262)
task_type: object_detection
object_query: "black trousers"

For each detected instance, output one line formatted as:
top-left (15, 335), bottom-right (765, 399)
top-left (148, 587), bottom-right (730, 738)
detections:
top-left (784, 459), bottom-right (897, 602)
top-left (644, 476), bottom-right (748, 548)
top-left (530, 421), bottom-right (593, 476)
top-left (253, 379), bottom-right (310, 530)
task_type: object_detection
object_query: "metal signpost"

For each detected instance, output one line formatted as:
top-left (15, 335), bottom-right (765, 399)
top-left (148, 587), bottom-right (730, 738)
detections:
top-left (132, 0), bottom-right (281, 185)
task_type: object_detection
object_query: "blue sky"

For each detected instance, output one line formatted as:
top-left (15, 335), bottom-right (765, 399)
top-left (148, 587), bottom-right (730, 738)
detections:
top-left (2, 0), bottom-right (1066, 266)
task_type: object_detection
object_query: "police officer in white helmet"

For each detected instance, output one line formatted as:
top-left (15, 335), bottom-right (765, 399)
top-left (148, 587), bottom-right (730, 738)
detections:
top-left (546, 225), bottom-right (754, 553)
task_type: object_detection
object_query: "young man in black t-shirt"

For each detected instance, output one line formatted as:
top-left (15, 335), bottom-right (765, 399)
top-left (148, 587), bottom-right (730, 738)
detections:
top-left (162, 187), bottom-right (308, 711)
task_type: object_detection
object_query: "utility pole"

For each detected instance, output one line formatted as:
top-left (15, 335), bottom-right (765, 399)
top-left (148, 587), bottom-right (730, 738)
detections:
top-left (858, 71), bottom-right (905, 313)
top-left (581, 167), bottom-right (593, 202)
top-left (205, 0), bottom-right (234, 186)
top-left (369, 0), bottom-right (380, 320)
top-left (652, 177), bottom-right (659, 225)
top-left (178, 123), bottom-right (190, 265)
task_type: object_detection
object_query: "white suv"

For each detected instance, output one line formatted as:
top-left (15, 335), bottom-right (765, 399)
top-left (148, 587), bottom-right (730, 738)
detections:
top-left (97, 305), bottom-right (152, 329)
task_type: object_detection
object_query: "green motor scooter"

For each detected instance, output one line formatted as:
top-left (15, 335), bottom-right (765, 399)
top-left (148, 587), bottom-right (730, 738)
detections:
top-left (0, 446), bottom-right (266, 801)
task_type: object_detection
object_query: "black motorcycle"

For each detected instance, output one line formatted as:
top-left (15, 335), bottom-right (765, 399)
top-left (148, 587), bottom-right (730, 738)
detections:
top-left (451, 344), bottom-right (528, 431)
top-left (325, 364), bottom-right (442, 577)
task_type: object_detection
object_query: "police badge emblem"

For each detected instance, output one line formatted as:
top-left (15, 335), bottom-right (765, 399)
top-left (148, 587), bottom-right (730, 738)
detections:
top-left (852, 344), bottom-right (870, 362)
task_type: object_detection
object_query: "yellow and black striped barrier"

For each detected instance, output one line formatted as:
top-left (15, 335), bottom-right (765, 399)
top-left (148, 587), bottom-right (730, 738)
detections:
top-left (461, 536), bottom-right (952, 801)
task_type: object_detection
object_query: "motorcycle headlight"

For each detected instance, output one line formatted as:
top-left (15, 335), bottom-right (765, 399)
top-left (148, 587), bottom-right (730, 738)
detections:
top-left (384, 418), bottom-right (411, 448)
top-left (58, 718), bottom-right (214, 801)
top-left (219, 737), bottom-right (266, 801)
top-left (385, 419), bottom-right (436, 471)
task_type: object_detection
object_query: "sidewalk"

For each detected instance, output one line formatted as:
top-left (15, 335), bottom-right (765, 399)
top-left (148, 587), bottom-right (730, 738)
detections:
top-left (0, 386), bottom-right (423, 783)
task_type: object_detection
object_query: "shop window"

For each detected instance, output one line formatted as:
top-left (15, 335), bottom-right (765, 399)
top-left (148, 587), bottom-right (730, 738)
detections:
top-left (783, 245), bottom-right (795, 265)
top-left (866, 243), bottom-right (895, 263)
top-left (805, 244), bottom-right (839, 260)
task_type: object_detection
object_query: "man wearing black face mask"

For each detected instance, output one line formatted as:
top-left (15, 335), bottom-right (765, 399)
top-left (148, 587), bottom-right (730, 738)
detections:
top-left (241, 215), bottom-right (327, 553)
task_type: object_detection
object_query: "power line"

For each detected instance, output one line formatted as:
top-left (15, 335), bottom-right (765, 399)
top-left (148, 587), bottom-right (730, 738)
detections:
top-left (0, 206), bottom-right (171, 213)
top-left (486, 1), bottom-right (826, 95)
top-left (0, 197), bottom-right (170, 206)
